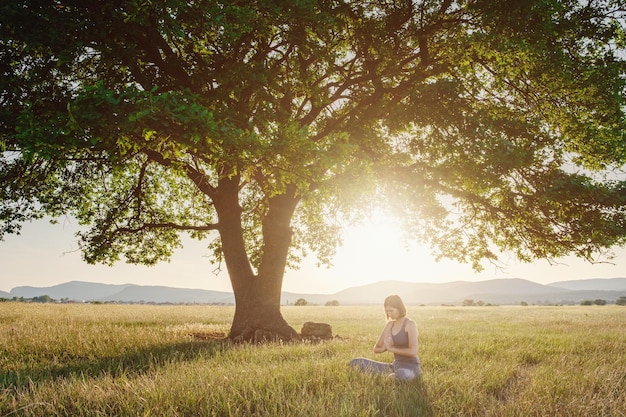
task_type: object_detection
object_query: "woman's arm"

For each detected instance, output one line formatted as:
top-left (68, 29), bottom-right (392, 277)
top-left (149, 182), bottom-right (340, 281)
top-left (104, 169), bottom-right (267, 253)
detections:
top-left (385, 319), bottom-right (418, 358)
top-left (373, 322), bottom-right (393, 354)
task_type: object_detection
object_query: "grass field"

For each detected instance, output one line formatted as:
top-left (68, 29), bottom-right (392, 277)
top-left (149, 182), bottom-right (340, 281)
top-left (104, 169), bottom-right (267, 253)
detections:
top-left (1, 302), bottom-right (624, 417)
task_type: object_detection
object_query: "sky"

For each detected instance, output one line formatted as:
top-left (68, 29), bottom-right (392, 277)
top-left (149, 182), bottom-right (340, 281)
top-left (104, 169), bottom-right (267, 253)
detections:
top-left (2, 214), bottom-right (626, 295)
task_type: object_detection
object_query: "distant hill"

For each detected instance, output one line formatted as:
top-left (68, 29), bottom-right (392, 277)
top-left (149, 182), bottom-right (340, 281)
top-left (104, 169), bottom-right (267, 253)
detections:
top-left (10, 281), bottom-right (234, 304)
top-left (0, 290), bottom-right (10, 298)
top-left (6, 278), bottom-right (626, 305)
top-left (548, 278), bottom-right (626, 291)
top-left (11, 281), bottom-right (133, 301)
top-left (98, 285), bottom-right (235, 304)
top-left (328, 278), bottom-right (626, 305)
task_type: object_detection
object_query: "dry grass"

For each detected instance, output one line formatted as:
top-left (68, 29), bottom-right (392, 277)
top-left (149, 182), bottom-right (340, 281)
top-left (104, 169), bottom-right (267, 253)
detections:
top-left (1, 303), bottom-right (624, 416)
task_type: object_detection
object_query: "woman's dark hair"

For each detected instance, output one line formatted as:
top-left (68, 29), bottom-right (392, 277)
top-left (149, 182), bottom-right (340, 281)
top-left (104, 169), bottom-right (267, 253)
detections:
top-left (384, 295), bottom-right (407, 319)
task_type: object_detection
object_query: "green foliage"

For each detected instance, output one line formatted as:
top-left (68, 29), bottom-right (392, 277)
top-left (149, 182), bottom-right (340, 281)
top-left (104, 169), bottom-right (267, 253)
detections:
top-left (31, 295), bottom-right (53, 303)
top-left (1, 0), bottom-right (625, 276)
top-left (617, 296), bottom-right (626, 306)
top-left (1, 304), bottom-right (625, 416)
top-left (294, 298), bottom-right (308, 306)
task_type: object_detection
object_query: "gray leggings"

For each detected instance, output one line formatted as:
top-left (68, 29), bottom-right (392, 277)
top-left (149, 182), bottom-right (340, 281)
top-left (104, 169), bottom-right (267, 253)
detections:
top-left (350, 357), bottom-right (421, 381)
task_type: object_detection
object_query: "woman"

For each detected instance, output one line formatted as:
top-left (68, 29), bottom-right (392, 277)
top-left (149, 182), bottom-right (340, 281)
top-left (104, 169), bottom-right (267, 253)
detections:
top-left (350, 295), bottom-right (421, 381)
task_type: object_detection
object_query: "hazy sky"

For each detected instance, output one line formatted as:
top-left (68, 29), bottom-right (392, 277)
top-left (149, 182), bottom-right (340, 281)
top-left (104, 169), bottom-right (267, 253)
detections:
top-left (2, 214), bottom-right (626, 294)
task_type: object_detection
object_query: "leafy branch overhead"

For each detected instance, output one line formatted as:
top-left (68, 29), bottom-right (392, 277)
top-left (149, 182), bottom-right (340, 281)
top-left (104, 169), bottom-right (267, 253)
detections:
top-left (2, 0), bottom-right (626, 272)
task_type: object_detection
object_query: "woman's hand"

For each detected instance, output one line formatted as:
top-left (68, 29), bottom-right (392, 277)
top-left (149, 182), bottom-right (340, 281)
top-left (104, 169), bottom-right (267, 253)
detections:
top-left (383, 335), bottom-right (394, 352)
top-left (374, 323), bottom-right (394, 353)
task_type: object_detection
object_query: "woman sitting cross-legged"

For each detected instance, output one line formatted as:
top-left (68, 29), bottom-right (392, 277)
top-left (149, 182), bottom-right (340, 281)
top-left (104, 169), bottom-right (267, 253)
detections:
top-left (350, 295), bottom-right (421, 381)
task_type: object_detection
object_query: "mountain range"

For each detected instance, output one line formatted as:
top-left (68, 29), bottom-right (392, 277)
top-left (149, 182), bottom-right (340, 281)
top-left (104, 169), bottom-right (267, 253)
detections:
top-left (3, 278), bottom-right (626, 305)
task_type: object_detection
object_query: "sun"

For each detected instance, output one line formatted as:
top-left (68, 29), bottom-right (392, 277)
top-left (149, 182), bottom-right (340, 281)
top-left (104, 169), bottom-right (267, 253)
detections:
top-left (325, 211), bottom-right (446, 283)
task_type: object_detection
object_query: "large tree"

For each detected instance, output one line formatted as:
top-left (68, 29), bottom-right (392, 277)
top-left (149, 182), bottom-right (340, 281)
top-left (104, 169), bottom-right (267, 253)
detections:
top-left (1, 0), bottom-right (625, 341)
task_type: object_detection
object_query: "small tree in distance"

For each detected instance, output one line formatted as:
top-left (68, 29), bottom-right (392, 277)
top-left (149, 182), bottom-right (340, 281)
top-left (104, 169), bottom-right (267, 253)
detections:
top-left (1, 1), bottom-right (625, 341)
top-left (31, 295), bottom-right (54, 303)
top-left (294, 298), bottom-right (308, 307)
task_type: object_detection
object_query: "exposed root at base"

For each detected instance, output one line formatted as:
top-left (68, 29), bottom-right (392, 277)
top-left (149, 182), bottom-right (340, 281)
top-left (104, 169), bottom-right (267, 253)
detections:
top-left (188, 331), bottom-right (227, 340)
top-left (229, 325), bottom-right (302, 344)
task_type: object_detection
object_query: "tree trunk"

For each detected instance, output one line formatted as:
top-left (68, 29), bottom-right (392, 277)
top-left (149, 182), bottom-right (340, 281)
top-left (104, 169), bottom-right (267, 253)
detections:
top-left (215, 178), bottom-right (301, 342)
top-left (228, 280), bottom-right (301, 343)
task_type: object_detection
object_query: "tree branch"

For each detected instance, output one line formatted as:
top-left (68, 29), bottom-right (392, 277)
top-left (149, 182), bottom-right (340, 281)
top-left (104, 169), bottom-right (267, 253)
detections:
top-left (116, 222), bottom-right (219, 233)
top-left (143, 149), bottom-right (217, 198)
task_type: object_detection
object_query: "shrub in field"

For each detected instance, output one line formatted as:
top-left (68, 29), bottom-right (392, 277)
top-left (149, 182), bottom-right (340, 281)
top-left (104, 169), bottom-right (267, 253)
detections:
top-left (31, 295), bottom-right (54, 303)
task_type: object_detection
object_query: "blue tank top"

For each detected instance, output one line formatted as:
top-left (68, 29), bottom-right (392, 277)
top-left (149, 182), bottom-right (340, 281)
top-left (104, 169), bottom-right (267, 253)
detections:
top-left (391, 318), bottom-right (419, 365)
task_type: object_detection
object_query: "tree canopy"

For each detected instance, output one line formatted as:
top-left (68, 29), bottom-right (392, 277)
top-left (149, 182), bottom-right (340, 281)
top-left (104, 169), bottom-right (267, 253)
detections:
top-left (2, 0), bottom-right (626, 340)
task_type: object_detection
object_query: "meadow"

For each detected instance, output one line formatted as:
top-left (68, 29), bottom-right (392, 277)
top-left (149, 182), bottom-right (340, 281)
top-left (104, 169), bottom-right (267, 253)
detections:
top-left (0, 302), bottom-right (624, 417)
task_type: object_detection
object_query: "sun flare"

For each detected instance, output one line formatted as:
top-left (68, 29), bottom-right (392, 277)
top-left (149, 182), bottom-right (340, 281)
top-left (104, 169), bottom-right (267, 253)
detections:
top-left (330, 212), bottom-right (451, 284)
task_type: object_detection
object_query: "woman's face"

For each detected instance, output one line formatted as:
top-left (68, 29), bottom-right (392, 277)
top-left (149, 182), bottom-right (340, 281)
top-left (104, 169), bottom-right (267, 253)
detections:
top-left (385, 306), bottom-right (401, 320)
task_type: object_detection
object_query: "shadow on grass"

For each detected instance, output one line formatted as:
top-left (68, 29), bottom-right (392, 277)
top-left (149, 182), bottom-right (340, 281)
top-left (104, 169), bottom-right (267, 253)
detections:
top-left (352, 371), bottom-right (434, 417)
top-left (379, 377), bottom-right (435, 417)
top-left (1, 337), bottom-right (227, 391)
